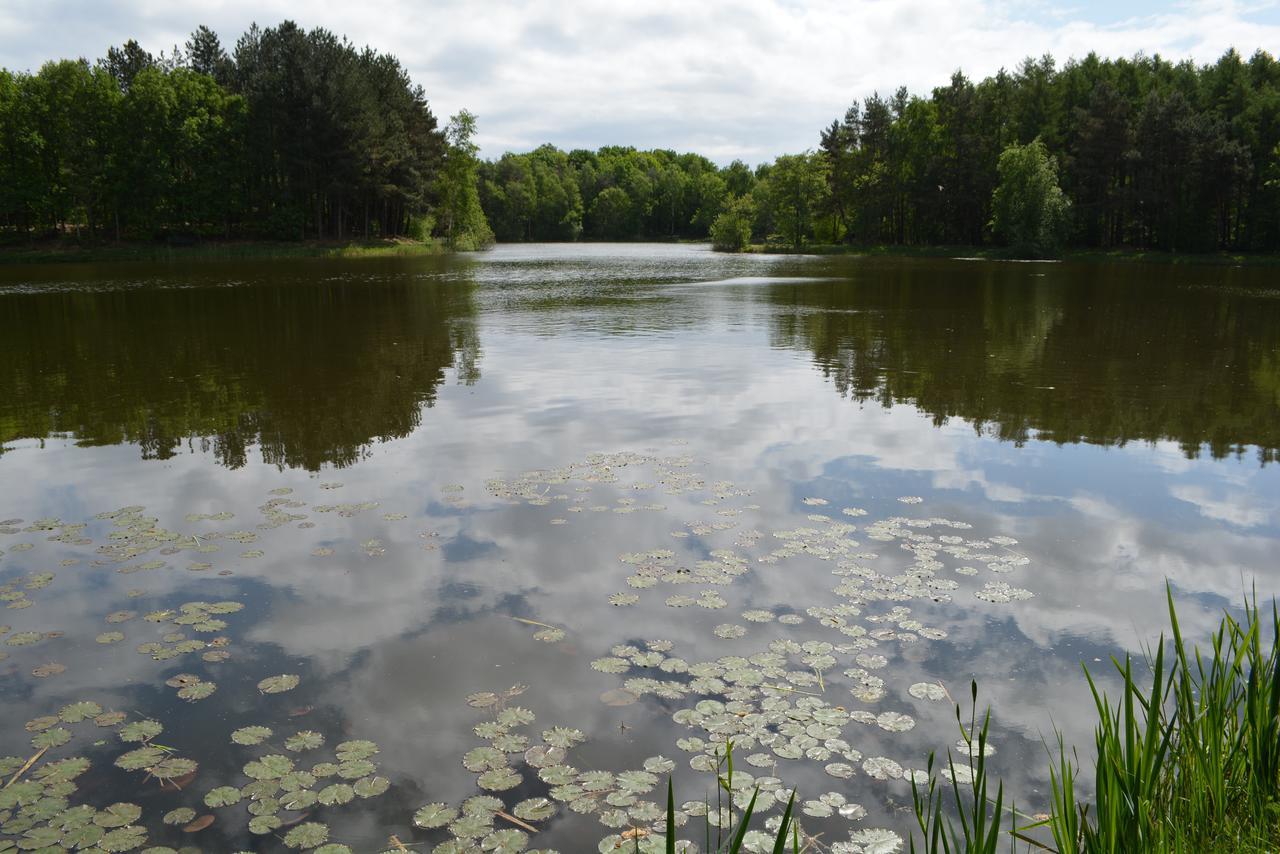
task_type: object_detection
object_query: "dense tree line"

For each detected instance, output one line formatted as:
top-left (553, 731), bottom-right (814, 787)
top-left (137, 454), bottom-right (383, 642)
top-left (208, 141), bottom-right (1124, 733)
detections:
top-left (477, 146), bottom-right (734, 241)
top-left (478, 49), bottom-right (1279, 255)
top-left (0, 22), bottom-right (490, 247)
top-left (6, 32), bottom-right (1276, 256)
top-left (805, 49), bottom-right (1280, 253)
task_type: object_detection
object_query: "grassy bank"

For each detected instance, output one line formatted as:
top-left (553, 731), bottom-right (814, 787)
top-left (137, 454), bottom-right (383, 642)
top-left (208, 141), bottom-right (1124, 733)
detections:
top-left (744, 242), bottom-right (1280, 267)
top-left (0, 237), bottom-right (448, 265)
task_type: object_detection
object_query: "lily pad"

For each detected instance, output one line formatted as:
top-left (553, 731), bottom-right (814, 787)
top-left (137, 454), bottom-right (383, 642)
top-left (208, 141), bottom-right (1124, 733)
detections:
top-left (248, 814), bottom-right (283, 834)
top-left (93, 802), bottom-right (143, 828)
top-left (285, 730), bottom-right (324, 752)
top-left (258, 674), bottom-right (300, 694)
top-left (353, 775), bottom-right (390, 797)
top-left (317, 783), bottom-right (355, 806)
top-left (334, 740), bottom-right (378, 762)
top-left (163, 808), bottom-right (196, 826)
top-left (204, 786), bottom-right (242, 808)
top-left (283, 821), bottom-right (329, 849)
top-left (231, 725), bottom-right (273, 745)
top-left (119, 720), bottom-right (162, 743)
top-left (413, 802), bottom-right (457, 829)
top-left (177, 681), bottom-right (216, 701)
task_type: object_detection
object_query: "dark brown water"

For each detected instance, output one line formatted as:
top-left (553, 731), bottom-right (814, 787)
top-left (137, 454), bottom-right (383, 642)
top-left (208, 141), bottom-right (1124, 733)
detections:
top-left (0, 244), bottom-right (1277, 852)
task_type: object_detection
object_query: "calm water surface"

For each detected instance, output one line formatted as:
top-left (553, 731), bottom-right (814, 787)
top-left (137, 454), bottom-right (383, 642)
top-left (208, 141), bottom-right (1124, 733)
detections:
top-left (1, 244), bottom-right (1278, 852)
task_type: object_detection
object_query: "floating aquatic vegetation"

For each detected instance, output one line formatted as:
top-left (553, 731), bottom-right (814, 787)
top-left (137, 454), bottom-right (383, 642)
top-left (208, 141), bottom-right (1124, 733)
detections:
top-left (975, 581), bottom-right (1034, 603)
top-left (286, 730), bottom-right (324, 751)
top-left (258, 673), bottom-right (301, 694)
top-left (231, 725), bottom-right (272, 745)
top-left (163, 807), bottom-right (196, 826)
top-left (908, 682), bottom-right (947, 702)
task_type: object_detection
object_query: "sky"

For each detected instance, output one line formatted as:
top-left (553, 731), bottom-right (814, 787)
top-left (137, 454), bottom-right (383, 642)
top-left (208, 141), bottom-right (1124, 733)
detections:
top-left (1, 0), bottom-right (1277, 164)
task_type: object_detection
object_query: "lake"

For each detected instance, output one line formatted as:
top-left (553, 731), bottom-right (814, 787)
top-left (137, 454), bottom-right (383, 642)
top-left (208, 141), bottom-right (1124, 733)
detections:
top-left (1, 243), bottom-right (1278, 853)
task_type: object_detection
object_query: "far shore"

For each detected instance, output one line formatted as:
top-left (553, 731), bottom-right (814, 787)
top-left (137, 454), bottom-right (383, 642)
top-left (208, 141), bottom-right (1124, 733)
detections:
top-left (2, 236), bottom-right (1278, 269)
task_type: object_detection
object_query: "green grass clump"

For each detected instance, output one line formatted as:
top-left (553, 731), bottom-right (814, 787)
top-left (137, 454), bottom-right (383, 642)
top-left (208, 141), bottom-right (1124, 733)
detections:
top-left (911, 584), bottom-right (1280, 853)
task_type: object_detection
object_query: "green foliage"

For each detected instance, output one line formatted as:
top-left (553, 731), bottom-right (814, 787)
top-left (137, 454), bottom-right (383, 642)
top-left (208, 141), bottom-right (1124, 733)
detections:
top-left (588, 186), bottom-right (636, 239)
top-left (662, 743), bottom-right (799, 853)
top-left (438, 110), bottom-right (495, 250)
top-left (990, 139), bottom-right (1070, 256)
top-left (1044, 585), bottom-right (1280, 852)
top-left (909, 683), bottom-right (1011, 854)
top-left (710, 195), bottom-right (754, 252)
top-left (478, 145), bottom-right (729, 241)
top-left (0, 21), bottom-right (479, 244)
top-left (813, 49), bottom-right (1278, 252)
top-left (757, 153), bottom-right (828, 250)
top-left (911, 586), bottom-right (1280, 853)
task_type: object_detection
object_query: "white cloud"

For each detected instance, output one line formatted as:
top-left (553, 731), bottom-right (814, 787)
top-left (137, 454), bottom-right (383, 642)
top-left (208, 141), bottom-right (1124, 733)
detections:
top-left (0, 1), bottom-right (1276, 162)
top-left (1170, 483), bottom-right (1275, 527)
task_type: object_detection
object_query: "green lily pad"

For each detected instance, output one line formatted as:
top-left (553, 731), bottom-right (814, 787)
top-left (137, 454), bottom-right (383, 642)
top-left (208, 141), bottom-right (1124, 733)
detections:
top-left (93, 802), bottom-right (142, 828)
top-left (203, 786), bottom-right (242, 808)
top-left (512, 797), bottom-right (556, 822)
top-left (94, 711), bottom-right (127, 727)
top-left (99, 824), bottom-right (148, 852)
top-left (243, 755), bottom-right (293, 780)
top-left (177, 681), bottom-right (216, 701)
top-left (257, 674), bottom-right (300, 694)
top-left (119, 720), bottom-right (162, 743)
top-left (31, 727), bottom-right (72, 749)
top-left (151, 757), bottom-right (197, 780)
top-left (333, 740), bottom-right (377, 762)
top-left (248, 814), bottom-right (282, 834)
top-left (231, 726), bottom-right (273, 745)
top-left (353, 775), bottom-right (389, 798)
top-left (317, 783), bottom-right (354, 806)
top-left (281, 788), bottom-right (318, 810)
top-left (114, 746), bottom-right (165, 771)
top-left (336, 759), bottom-right (376, 779)
top-left (163, 808), bottom-right (196, 826)
top-left (477, 767), bottom-right (521, 791)
top-left (285, 731), bottom-right (323, 752)
top-left (59, 701), bottom-right (102, 723)
top-left (24, 715), bottom-right (59, 732)
top-left (413, 802), bottom-right (458, 828)
top-left (63, 823), bottom-right (105, 847)
top-left (283, 821), bottom-right (328, 849)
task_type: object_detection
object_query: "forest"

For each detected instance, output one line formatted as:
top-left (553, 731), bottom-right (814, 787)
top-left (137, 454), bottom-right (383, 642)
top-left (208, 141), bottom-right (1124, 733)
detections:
top-left (481, 50), bottom-right (1280, 255)
top-left (0, 22), bottom-right (493, 249)
top-left (1, 25), bottom-right (1277, 255)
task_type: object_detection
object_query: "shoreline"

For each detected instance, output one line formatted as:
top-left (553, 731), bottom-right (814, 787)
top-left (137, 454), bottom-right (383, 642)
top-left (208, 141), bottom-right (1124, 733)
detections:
top-left (3, 236), bottom-right (1279, 269)
top-left (0, 237), bottom-right (449, 265)
top-left (741, 242), bottom-right (1280, 267)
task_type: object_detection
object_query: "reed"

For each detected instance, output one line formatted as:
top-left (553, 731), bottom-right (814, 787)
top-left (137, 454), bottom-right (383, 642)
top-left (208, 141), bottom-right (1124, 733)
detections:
top-left (915, 584), bottom-right (1280, 853)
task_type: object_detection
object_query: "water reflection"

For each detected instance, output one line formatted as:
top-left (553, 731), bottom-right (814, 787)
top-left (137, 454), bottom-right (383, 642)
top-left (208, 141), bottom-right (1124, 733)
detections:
top-left (764, 257), bottom-right (1280, 462)
top-left (0, 245), bottom-right (1278, 851)
top-left (0, 257), bottom-right (481, 470)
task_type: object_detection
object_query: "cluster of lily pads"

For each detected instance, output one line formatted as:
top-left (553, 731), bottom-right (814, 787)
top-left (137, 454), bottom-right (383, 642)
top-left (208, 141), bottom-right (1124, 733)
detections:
top-left (0, 664), bottom-right (392, 853)
top-left (0, 700), bottom-right (197, 852)
top-left (473, 448), bottom-right (1038, 851)
top-left (0, 443), bottom-right (1040, 852)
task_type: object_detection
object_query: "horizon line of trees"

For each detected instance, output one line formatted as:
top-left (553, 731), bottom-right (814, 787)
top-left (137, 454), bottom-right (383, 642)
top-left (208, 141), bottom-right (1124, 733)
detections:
top-left (4, 34), bottom-right (1278, 256)
top-left (481, 48), bottom-right (1280, 255)
top-left (0, 22), bottom-right (493, 248)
